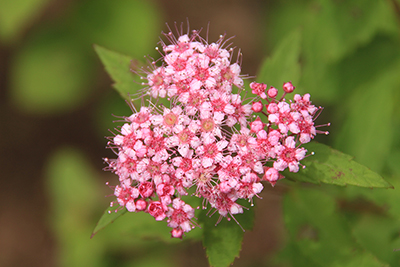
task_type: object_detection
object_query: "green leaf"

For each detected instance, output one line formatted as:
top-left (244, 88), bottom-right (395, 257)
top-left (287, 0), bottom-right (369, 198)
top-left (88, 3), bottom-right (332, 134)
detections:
top-left (352, 214), bottom-right (400, 266)
top-left (11, 33), bottom-right (93, 115)
top-left (200, 205), bottom-right (254, 267)
top-left (74, 0), bottom-right (161, 59)
top-left (327, 35), bottom-right (400, 100)
top-left (257, 28), bottom-right (301, 89)
top-left (342, 171), bottom-right (400, 221)
top-left (92, 194), bottom-right (202, 242)
top-left (334, 57), bottom-right (400, 173)
top-left (0, 0), bottom-right (50, 43)
top-left (284, 142), bottom-right (392, 188)
top-left (91, 206), bottom-right (127, 238)
top-left (94, 44), bottom-right (143, 102)
top-left (45, 147), bottom-right (182, 266)
top-left (45, 147), bottom-right (106, 267)
top-left (300, 0), bottom-right (397, 65)
top-left (277, 188), bottom-right (390, 267)
top-left (266, 0), bottom-right (398, 103)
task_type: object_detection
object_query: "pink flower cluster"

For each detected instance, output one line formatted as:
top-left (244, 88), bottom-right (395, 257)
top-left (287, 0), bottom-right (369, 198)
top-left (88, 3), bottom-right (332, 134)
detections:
top-left (104, 27), bottom-right (328, 239)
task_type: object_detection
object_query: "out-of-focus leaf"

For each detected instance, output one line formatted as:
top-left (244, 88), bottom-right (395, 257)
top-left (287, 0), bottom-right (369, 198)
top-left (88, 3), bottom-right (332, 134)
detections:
top-left (91, 206), bottom-right (127, 238)
top-left (46, 147), bottom-right (100, 212)
top-left (267, 0), bottom-right (398, 103)
top-left (46, 147), bottom-right (105, 267)
top-left (73, 0), bottom-right (161, 59)
top-left (321, 152), bottom-right (400, 266)
top-left (94, 44), bottom-right (143, 102)
top-left (0, 0), bottom-right (49, 43)
top-left (257, 28), bottom-right (301, 89)
top-left (46, 147), bottom-right (181, 266)
top-left (334, 61), bottom-right (400, 172)
top-left (327, 35), bottom-right (400, 99)
top-left (11, 33), bottom-right (93, 114)
top-left (342, 164), bottom-right (400, 221)
top-left (274, 242), bottom-right (321, 267)
top-left (301, 0), bottom-right (397, 64)
top-left (277, 188), bottom-right (389, 267)
top-left (284, 142), bottom-right (392, 188)
top-left (304, 0), bottom-right (397, 103)
top-left (200, 205), bottom-right (254, 267)
top-left (352, 214), bottom-right (400, 266)
top-left (94, 90), bottom-right (133, 143)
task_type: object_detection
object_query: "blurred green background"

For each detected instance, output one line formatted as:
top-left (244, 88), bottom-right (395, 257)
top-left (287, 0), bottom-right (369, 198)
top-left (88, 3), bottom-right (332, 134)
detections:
top-left (1, 0), bottom-right (400, 266)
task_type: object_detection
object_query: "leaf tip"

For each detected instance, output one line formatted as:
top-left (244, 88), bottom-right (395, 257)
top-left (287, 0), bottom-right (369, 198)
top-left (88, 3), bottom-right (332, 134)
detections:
top-left (93, 43), bottom-right (103, 54)
top-left (90, 232), bottom-right (96, 239)
top-left (386, 184), bottom-right (394, 189)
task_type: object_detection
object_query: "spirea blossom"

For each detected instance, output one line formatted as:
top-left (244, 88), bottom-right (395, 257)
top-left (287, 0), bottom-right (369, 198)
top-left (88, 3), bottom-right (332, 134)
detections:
top-left (104, 25), bottom-right (329, 239)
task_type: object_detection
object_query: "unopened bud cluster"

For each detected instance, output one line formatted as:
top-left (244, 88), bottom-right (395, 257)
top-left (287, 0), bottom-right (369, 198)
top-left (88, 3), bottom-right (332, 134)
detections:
top-left (104, 27), bottom-right (328, 239)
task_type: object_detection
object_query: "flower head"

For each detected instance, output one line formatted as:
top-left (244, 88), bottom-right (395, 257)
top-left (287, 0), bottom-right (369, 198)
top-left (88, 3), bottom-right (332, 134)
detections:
top-left (103, 23), bottom-right (329, 239)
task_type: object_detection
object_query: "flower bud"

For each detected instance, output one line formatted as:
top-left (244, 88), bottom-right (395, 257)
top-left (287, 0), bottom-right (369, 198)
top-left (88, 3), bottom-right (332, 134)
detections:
top-left (250, 117), bottom-right (265, 133)
top-left (252, 101), bottom-right (263, 112)
top-left (283, 82), bottom-right (295, 93)
top-left (267, 87), bottom-right (278, 98)
top-left (171, 228), bottom-right (184, 239)
top-left (136, 199), bottom-right (148, 211)
top-left (267, 103), bottom-right (278, 113)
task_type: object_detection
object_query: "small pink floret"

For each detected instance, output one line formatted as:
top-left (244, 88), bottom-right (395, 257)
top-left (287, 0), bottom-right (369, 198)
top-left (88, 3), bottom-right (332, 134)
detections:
top-left (148, 201), bottom-right (167, 221)
top-left (250, 117), bottom-right (265, 133)
top-left (171, 228), bottom-right (184, 239)
top-left (267, 103), bottom-right (278, 114)
top-left (267, 87), bottom-right (278, 98)
top-left (250, 82), bottom-right (267, 98)
top-left (283, 81), bottom-right (295, 93)
top-left (136, 199), bottom-right (147, 211)
top-left (252, 101), bottom-right (263, 112)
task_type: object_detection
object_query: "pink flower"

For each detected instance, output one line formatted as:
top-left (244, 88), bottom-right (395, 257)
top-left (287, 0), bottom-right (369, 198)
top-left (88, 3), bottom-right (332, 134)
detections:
top-left (282, 81), bottom-right (295, 93)
top-left (147, 201), bottom-right (168, 221)
top-left (262, 167), bottom-right (283, 187)
top-left (171, 227), bottom-right (184, 239)
top-left (138, 181), bottom-right (154, 198)
top-left (156, 182), bottom-right (175, 205)
top-left (196, 140), bottom-right (228, 168)
top-left (146, 67), bottom-right (169, 98)
top-left (268, 102), bottom-right (301, 135)
top-left (210, 191), bottom-right (244, 217)
top-left (274, 136), bottom-right (307, 172)
top-left (226, 94), bottom-right (252, 127)
top-left (229, 128), bottom-right (257, 154)
top-left (250, 82), bottom-right (267, 99)
top-left (252, 101), bottom-right (263, 112)
top-left (267, 87), bottom-right (278, 98)
top-left (166, 198), bottom-right (195, 232)
top-left (236, 172), bottom-right (263, 199)
top-left (114, 185), bottom-right (139, 212)
top-left (103, 24), bottom-right (329, 239)
top-left (135, 199), bottom-right (147, 211)
top-left (127, 106), bottom-right (152, 129)
top-left (250, 117), bottom-right (265, 133)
